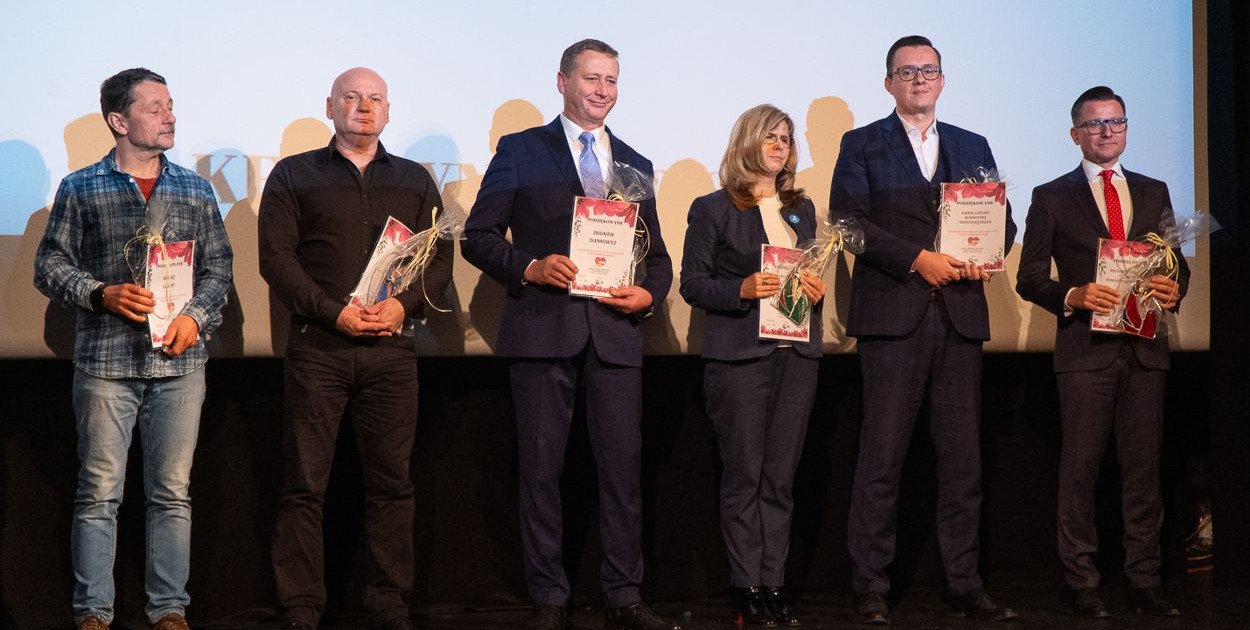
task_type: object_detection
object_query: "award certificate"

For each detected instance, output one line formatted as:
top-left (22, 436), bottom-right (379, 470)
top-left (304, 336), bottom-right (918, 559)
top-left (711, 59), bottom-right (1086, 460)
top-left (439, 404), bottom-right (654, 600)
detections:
top-left (145, 240), bottom-right (195, 348)
top-left (349, 216), bottom-right (417, 309)
top-left (1092, 238), bottom-right (1159, 334)
top-left (568, 196), bottom-right (638, 298)
top-left (759, 244), bottom-right (810, 343)
top-left (937, 182), bottom-right (1008, 272)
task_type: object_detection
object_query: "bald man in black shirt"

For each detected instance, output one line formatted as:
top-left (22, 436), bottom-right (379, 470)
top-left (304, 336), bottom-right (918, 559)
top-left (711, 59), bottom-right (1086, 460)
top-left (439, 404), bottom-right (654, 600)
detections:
top-left (259, 67), bottom-right (452, 630)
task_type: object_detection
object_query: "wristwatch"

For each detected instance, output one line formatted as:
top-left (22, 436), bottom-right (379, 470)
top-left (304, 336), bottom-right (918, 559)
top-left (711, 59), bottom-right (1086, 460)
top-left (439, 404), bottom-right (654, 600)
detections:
top-left (89, 285), bottom-right (106, 314)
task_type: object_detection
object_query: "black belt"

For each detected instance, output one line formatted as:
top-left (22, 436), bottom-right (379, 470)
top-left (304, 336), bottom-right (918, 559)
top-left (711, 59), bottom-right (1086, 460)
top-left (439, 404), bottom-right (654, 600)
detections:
top-left (929, 288), bottom-right (943, 302)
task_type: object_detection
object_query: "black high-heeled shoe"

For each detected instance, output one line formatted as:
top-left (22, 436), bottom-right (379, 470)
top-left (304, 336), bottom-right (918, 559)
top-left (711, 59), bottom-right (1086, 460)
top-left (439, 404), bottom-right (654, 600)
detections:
top-left (762, 586), bottom-right (800, 626)
top-left (734, 586), bottom-right (778, 626)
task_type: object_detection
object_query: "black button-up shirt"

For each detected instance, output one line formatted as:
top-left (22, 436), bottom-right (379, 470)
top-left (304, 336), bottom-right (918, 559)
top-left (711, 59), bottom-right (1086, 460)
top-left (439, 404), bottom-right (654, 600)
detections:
top-left (258, 139), bottom-right (453, 338)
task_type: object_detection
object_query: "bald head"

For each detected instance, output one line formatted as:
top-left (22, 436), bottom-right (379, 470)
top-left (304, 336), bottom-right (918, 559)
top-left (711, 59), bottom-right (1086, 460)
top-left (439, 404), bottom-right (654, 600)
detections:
top-left (331, 67), bottom-right (387, 97)
top-left (326, 67), bottom-right (390, 142)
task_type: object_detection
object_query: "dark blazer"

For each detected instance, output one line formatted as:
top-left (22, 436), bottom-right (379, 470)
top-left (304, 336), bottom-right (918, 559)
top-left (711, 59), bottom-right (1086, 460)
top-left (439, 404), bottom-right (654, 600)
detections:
top-left (680, 189), bottom-right (822, 361)
top-left (462, 118), bottom-right (672, 367)
top-left (829, 112), bottom-right (1016, 340)
top-left (1016, 166), bottom-right (1190, 373)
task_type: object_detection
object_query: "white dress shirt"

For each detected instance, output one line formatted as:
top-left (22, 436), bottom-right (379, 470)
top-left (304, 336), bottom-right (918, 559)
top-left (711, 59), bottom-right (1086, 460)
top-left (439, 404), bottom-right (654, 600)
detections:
top-left (560, 114), bottom-right (613, 191)
top-left (898, 112), bottom-right (940, 181)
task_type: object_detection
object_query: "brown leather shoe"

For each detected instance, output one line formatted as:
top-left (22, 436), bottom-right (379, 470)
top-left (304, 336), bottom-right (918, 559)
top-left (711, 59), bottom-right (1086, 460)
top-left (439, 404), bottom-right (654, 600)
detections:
top-left (77, 615), bottom-right (111, 630)
top-left (150, 613), bottom-right (190, 630)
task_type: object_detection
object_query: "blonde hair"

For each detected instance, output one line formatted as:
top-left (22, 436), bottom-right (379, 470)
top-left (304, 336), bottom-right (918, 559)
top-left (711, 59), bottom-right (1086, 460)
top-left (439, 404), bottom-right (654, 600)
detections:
top-left (718, 104), bottom-right (805, 210)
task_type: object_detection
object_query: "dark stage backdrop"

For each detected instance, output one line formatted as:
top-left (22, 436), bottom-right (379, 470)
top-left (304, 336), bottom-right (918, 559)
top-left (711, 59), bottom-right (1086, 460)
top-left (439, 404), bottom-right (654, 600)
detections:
top-left (0, 353), bottom-right (1208, 629)
top-left (1207, 0), bottom-right (1250, 590)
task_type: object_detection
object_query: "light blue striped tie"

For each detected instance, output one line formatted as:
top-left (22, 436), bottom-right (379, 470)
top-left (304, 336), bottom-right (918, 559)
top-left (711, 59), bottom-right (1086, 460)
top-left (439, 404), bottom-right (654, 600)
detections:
top-left (578, 131), bottom-right (606, 199)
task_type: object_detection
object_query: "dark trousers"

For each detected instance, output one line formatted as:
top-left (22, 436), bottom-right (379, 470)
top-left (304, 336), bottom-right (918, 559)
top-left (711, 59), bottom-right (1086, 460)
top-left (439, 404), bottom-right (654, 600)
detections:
top-left (272, 329), bottom-right (419, 625)
top-left (510, 342), bottom-right (644, 608)
top-left (704, 348), bottom-right (818, 588)
top-left (1056, 343), bottom-right (1166, 589)
top-left (848, 303), bottom-right (984, 596)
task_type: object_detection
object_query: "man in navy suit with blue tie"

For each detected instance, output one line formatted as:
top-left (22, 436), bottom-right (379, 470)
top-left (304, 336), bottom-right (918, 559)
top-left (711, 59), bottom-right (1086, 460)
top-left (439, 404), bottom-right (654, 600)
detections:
top-left (829, 35), bottom-right (1018, 624)
top-left (462, 39), bottom-right (678, 630)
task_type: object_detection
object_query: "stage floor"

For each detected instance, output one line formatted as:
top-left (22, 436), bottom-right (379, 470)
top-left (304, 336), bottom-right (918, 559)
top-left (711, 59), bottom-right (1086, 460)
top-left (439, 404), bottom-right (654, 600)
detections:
top-left (194, 571), bottom-right (1249, 630)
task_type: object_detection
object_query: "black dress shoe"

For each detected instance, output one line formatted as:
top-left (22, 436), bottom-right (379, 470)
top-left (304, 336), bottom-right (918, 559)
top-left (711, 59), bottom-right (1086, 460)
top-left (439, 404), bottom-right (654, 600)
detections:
top-left (1065, 587), bottom-right (1111, 619)
top-left (761, 586), bottom-right (799, 626)
top-left (604, 601), bottom-right (683, 630)
top-left (1128, 587), bottom-right (1183, 617)
top-left (948, 589), bottom-right (1019, 621)
top-left (528, 604), bottom-right (567, 630)
top-left (854, 593), bottom-right (891, 625)
top-left (373, 617), bottom-right (417, 630)
top-left (733, 587), bottom-right (777, 626)
top-left (279, 621), bottom-right (315, 630)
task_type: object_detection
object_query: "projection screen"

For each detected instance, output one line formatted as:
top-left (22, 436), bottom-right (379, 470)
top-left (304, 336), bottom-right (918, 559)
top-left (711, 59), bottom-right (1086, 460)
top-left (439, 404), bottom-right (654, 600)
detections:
top-left (0, 0), bottom-right (1205, 357)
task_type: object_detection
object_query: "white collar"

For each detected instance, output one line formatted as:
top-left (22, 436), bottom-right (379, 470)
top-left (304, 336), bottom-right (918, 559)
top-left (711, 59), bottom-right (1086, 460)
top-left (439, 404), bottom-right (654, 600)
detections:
top-left (559, 114), bottom-right (606, 145)
top-left (897, 112), bottom-right (938, 139)
top-left (1082, 159), bottom-right (1124, 182)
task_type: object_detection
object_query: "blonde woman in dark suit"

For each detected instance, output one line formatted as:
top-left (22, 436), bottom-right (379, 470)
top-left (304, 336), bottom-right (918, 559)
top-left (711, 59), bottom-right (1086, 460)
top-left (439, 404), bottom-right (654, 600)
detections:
top-left (681, 104), bottom-right (825, 627)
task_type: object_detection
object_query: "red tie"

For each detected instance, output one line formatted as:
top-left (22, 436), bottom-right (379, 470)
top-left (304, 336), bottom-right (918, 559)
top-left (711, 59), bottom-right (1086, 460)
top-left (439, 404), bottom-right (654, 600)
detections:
top-left (1100, 169), bottom-right (1126, 240)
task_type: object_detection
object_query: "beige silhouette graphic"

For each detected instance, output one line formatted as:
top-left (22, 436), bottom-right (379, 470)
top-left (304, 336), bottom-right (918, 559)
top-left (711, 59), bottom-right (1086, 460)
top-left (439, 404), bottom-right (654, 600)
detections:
top-left (795, 97), bottom-right (854, 213)
top-left (986, 245), bottom-right (1028, 351)
top-left (442, 99), bottom-right (543, 354)
top-left (1, 114), bottom-right (114, 357)
top-left (650, 158), bottom-right (715, 354)
top-left (0, 105), bottom-right (1212, 358)
top-left (266, 118), bottom-right (333, 355)
top-left (795, 97), bottom-right (856, 352)
top-left (201, 147), bottom-right (256, 357)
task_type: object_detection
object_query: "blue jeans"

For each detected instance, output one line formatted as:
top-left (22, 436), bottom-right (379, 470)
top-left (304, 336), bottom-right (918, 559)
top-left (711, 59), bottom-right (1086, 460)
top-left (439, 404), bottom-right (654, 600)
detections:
top-left (71, 368), bottom-right (205, 624)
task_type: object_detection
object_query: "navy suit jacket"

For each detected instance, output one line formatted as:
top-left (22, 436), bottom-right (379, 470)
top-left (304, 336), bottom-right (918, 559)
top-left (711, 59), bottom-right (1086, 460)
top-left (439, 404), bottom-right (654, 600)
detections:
top-left (829, 112), bottom-right (1016, 341)
top-left (1016, 166), bottom-right (1190, 373)
top-left (462, 118), bottom-right (672, 367)
top-left (680, 189), bottom-right (822, 361)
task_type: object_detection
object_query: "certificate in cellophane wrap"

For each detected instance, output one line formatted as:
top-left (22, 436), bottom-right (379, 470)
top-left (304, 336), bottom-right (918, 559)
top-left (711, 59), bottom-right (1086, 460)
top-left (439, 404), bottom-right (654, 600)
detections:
top-left (1092, 238), bottom-right (1159, 336)
top-left (568, 196), bottom-right (639, 298)
top-left (937, 182), bottom-right (1007, 272)
top-left (759, 244), bottom-right (810, 343)
top-left (349, 216), bottom-right (417, 309)
top-left (145, 240), bottom-right (195, 348)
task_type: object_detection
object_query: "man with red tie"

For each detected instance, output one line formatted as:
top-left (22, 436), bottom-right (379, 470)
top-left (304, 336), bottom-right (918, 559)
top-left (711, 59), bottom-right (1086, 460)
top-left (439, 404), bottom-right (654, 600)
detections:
top-left (1017, 86), bottom-right (1189, 619)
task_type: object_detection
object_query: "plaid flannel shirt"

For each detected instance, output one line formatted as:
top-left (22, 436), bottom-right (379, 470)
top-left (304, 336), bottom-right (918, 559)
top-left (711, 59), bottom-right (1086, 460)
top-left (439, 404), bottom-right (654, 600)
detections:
top-left (34, 149), bottom-right (233, 379)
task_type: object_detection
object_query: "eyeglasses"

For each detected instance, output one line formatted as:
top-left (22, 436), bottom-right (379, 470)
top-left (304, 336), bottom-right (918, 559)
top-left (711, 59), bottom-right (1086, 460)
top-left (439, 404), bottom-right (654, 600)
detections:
top-left (892, 65), bottom-right (942, 81)
top-left (763, 132), bottom-right (792, 148)
top-left (1077, 117), bottom-right (1128, 134)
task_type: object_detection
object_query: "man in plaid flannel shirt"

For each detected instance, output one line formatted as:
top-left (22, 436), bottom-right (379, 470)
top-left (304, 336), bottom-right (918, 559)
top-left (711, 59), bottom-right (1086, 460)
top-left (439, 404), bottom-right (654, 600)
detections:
top-left (34, 67), bottom-right (232, 630)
